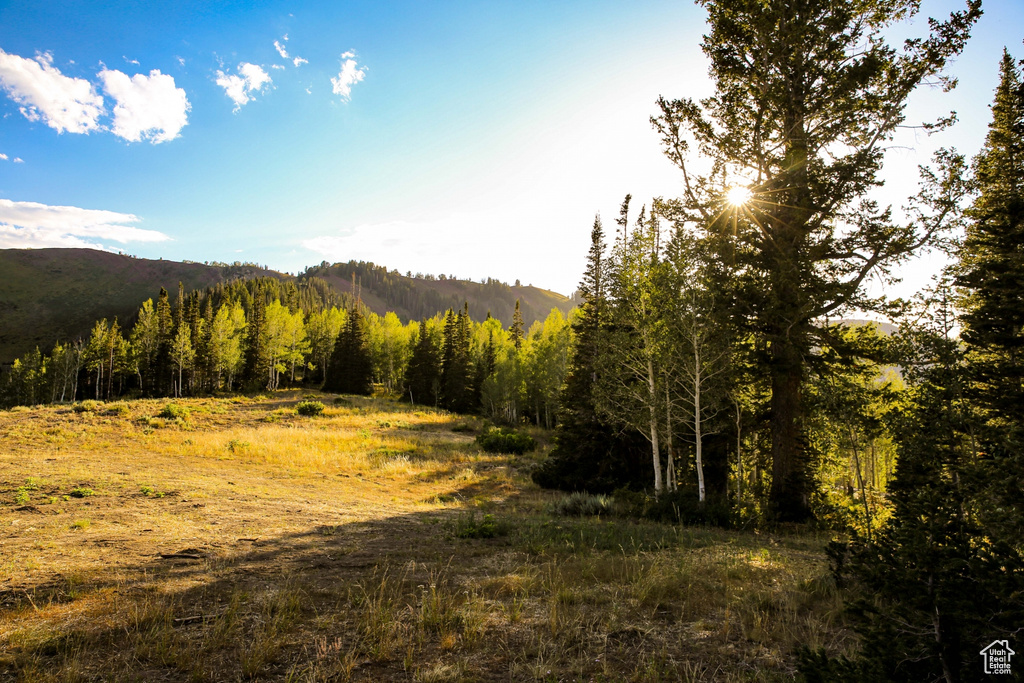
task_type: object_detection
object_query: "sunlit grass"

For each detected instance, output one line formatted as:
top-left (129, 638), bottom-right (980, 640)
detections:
top-left (0, 390), bottom-right (851, 681)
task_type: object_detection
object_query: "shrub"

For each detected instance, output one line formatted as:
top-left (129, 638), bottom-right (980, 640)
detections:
top-left (69, 487), bottom-right (95, 498)
top-left (454, 513), bottom-right (509, 539)
top-left (451, 422), bottom-right (475, 433)
top-left (73, 400), bottom-right (101, 413)
top-left (104, 402), bottom-right (130, 416)
top-left (613, 487), bottom-right (735, 528)
top-left (158, 403), bottom-right (190, 421)
top-left (549, 492), bottom-right (614, 517)
top-left (296, 400), bottom-right (325, 417)
top-left (476, 427), bottom-right (535, 455)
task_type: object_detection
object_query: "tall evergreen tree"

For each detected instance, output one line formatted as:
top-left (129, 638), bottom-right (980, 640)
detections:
top-left (956, 49), bottom-right (1024, 543)
top-left (324, 306), bottom-right (373, 395)
top-left (243, 286), bottom-right (271, 390)
top-left (509, 299), bottom-right (524, 352)
top-left (534, 216), bottom-right (652, 493)
top-left (652, 0), bottom-right (980, 520)
top-left (439, 307), bottom-right (473, 412)
top-left (405, 319), bottom-right (441, 405)
top-left (154, 287), bottom-right (174, 395)
top-left (800, 304), bottom-right (1024, 683)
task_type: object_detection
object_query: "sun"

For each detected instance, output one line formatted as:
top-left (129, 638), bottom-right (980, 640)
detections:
top-left (726, 185), bottom-right (752, 207)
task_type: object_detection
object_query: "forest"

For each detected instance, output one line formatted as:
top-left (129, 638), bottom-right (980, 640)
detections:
top-left (2, 1), bottom-right (1023, 681)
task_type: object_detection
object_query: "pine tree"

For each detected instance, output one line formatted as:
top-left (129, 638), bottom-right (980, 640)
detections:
top-left (799, 309), bottom-right (1024, 683)
top-left (439, 307), bottom-right (473, 412)
top-left (154, 287), bottom-right (174, 395)
top-left (509, 300), bottom-right (524, 352)
top-left (956, 49), bottom-right (1024, 544)
top-left (652, 0), bottom-right (980, 520)
top-left (243, 286), bottom-right (270, 390)
top-left (324, 306), bottom-right (373, 395)
top-left (534, 215), bottom-right (652, 493)
top-left (405, 319), bottom-right (441, 405)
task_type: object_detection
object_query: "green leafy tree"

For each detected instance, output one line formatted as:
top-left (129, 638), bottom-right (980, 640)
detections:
top-left (596, 203), bottom-right (671, 494)
top-left (306, 307), bottom-right (346, 385)
top-left (800, 293), bottom-right (1024, 683)
top-left (535, 216), bottom-right (652, 493)
top-left (652, 0), bottom-right (980, 520)
top-left (208, 301), bottom-right (247, 390)
top-left (169, 323), bottom-right (195, 398)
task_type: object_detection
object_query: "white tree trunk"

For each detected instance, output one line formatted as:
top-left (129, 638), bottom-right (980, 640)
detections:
top-left (694, 342), bottom-right (705, 503)
top-left (647, 355), bottom-right (663, 495)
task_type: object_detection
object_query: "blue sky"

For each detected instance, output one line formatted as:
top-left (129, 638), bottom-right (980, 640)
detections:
top-left (0, 1), bottom-right (1021, 296)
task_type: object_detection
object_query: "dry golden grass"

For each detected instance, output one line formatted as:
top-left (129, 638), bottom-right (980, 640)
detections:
top-left (0, 391), bottom-right (852, 682)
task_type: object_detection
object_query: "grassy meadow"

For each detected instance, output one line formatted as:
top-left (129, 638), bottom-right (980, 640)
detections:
top-left (0, 393), bottom-right (852, 681)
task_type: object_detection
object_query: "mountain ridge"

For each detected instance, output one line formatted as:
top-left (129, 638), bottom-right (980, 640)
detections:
top-left (0, 248), bottom-right (574, 365)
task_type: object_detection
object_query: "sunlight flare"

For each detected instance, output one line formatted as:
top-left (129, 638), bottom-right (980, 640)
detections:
top-left (726, 185), bottom-right (752, 207)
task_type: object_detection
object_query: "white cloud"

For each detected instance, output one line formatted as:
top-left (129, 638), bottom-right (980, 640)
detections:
top-left (123, 56), bottom-right (140, 66)
top-left (0, 199), bottom-right (169, 249)
top-left (331, 52), bottom-right (366, 101)
top-left (0, 49), bottom-right (104, 134)
top-left (13, 157), bottom-right (23, 163)
top-left (99, 69), bottom-right (190, 143)
top-left (274, 38), bottom-right (307, 68)
top-left (0, 153), bottom-right (6, 160)
top-left (176, 56), bottom-right (185, 67)
top-left (216, 62), bottom-right (271, 111)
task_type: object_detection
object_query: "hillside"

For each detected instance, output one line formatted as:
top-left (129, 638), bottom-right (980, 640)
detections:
top-left (0, 249), bottom-right (282, 364)
top-left (302, 260), bottom-right (574, 330)
top-left (0, 249), bottom-right (575, 365)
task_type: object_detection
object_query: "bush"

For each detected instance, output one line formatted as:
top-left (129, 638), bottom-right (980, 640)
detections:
top-left (613, 487), bottom-right (735, 528)
top-left (476, 427), bottom-right (535, 455)
top-left (549, 492), bottom-right (614, 517)
top-left (296, 400), bottom-right (325, 417)
top-left (73, 400), bottom-right (101, 413)
top-left (453, 513), bottom-right (509, 539)
top-left (158, 403), bottom-right (189, 421)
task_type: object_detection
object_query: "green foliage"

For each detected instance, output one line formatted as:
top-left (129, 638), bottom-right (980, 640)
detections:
top-left (323, 305), bottom-right (373, 395)
top-left (548, 492), bottom-right (614, 517)
top-left (158, 403), bottom-right (190, 420)
top-left (653, 0), bottom-right (979, 520)
top-left (295, 400), bottom-right (325, 417)
top-left (73, 400), bottom-right (102, 413)
top-left (800, 311), bottom-right (1024, 682)
top-left (453, 513), bottom-right (508, 539)
top-left (476, 427), bottom-right (535, 455)
top-left (69, 488), bottom-right (95, 498)
top-left (612, 488), bottom-right (734, 528)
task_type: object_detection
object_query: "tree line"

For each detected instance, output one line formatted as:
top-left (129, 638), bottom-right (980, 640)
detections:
top-left (0, 275), bottom-right (571, 427)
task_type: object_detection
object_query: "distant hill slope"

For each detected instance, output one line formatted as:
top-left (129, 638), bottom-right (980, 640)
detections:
top-left (303, 261), bottom-right (574, 331)
top-left (0, 249), bottom-right (282, 364)
top-left (0, 249), bottom-right (575, 365)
